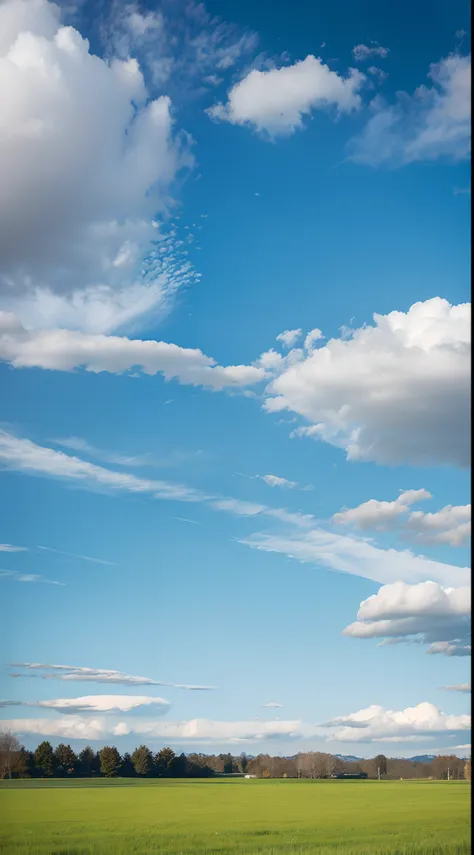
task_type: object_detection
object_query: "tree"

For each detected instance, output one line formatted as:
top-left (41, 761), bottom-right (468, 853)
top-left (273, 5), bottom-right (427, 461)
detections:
top-left (34, 741), bottom-right (54, 777)
top-left (374, 755), bottom-right (388, 777)
top-left (131, 745), bottom-right (154, 777)
top-left (239, 752), bottom-right (248, 773)
top-left (154, 747), bottom-right (176, 776)
top-left (0, 732), bottom-right (22, 779)
top-left (17, 748), bottom-right (35, 779)
top-left (54, 744), bottom-right (77, 776)
top-left (220, 753), bottom-right (234, 774)
top-left (79, 746), bottom-right (99, 777)
top-left (99, 746), bottom-right (122, 777)
top-left (120, 753), bottom-right (135, 777)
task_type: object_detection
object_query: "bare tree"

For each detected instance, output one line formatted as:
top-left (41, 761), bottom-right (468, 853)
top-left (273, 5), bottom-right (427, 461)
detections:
top-left (0, 732), bottom-right (22, 779)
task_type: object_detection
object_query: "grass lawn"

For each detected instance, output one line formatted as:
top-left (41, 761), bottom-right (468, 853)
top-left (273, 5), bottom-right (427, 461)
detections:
top-left (0, 778), bottom-right (470, 854)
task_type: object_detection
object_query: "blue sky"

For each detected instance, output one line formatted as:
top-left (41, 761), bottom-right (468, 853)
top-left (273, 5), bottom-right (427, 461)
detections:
top-left (0, 0), bottom-right (470, 756)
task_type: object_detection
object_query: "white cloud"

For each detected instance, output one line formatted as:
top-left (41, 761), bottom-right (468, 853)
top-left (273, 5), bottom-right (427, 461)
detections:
top-left (0, 695), bottom-right (170, 714)
top-left (0, 429), bottom-right (207, 502)
top-left (37, 545), bottom-right (115, 566)
top-left (303, 328), bottom-right (324, 351)
top-left (0, 0), bottom-right (196, 334)
top-left (333, 489), bottom-right (432, 530)
top-left (0, 716), bottom-right (111, 740)
top-left (349, 53), bottom-right (471, 166)
top-left (367, 66), bottom-right (389, 83)
top-left (102, 0), bottom-right (259, 94)
top-left (266, 297), bottom-right (470, 467)
top-left (0, 313), bottom-right (264, 389)
top-left (441, 685), bottom-right (471, 693)
top-left (262, 702), bottom-right (283, 708)
top-left (0, 543), bottom-right (27, 552)
top-left (0, 569), bottom-right (64, 586)
top-left (3, 715), bottom-right (311, 743)
top-left (333, 491), bottom-right (470, 546)
top-left (343, 581), bottom-right (471, 656)
top-left (0, 430), bottom-right (318, 532)
top-left (406, 505), bottom-right (471, 547)
top-left (240, 530), bottom-right (470, 587)
top-left (352, 43), bottom-right (389, 62)
top-left (260, 474), bottom-right (298, 489)
top-left (427, 641), bottom-right (471, 658)
top-left (8, 662), bottom-right (216, 690)
top-left (320, 701), bottom-right (470, 743)
top-left (207, 55), bottom-right (365, 136)
top-left (276, 329), bottom-right (302, 348)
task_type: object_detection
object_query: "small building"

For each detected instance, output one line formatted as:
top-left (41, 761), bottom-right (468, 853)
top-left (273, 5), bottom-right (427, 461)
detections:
top-left (331, 772), bottom-right (368, 780)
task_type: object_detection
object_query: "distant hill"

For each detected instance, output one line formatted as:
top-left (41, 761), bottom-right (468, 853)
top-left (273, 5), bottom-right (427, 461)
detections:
top-left (407, 755), bottom-right (437, 763)
top-left (335, 754), bottom-right (362, 762)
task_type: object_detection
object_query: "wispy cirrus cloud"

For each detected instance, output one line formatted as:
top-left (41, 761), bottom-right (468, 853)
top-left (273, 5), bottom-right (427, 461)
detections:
top-left (0, 570), bottom-right (65, 586)
top-left (440, 684), bottom-right (471, 693)
top-left (240, 529), bottom-right (470, 587)
top-left (7, 662), bottom-right (216, 691)
top-left (0, 429), bottom-right (316, 532)
top-left (0, 695), bottom-right (170, 714)
top-left (0, 544), bottom-right (27, 553)
top-left (37, 546), bottom-right (115, 566)
top-left (348, 53), bottom-right (471, 167)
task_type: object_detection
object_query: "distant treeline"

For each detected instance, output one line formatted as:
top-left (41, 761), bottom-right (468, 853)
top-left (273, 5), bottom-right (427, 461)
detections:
top-left (0, 732), bottom-right (470, 781)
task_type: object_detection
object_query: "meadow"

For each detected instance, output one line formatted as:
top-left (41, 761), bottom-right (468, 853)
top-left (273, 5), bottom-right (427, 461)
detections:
top-left (0, 777), bottom-right (470, 855)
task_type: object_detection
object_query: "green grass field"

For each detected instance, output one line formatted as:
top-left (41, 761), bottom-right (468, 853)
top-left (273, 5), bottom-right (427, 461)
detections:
top-left (0, 778), bottom-right (470, 855)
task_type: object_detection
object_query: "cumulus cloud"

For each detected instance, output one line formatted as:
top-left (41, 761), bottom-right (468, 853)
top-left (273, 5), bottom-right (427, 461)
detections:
top-left (276, 329), bottom-right (302, 348)
top-left (349, 53), bottom-right (471, 166)
top-left (343, 581), bottom-right (471, 656)
top-left (427, 641), bottom-right (471, 657)
top-left (406, 505), bottom-right (471, 547)
top-left (0, 313), bottom-right (264, 389)
top-left (207, 55), bottom-right (365, 136)
top-left (352, 43), bottom-right (389, 62)
top-left (0, 695), bottom-right (170, 714)
top-left (3, 716), bottom-right (310, 743)
top-left (320, 701), bottom-right (470, 743)
top-left (266, 297), bottom-right (470, 467)
top-left (240, 530), bottom-right (470, 587)
top-left (8, 662), bottom-right (216, 691)
top-left (333, 491), bottom-right (470, 546)
top-left (0, 0), bottom-right (198, 334)
top-left (262, 702), bottom-right (283, 708)
top-left (333, 489), bottom-right (432, 530)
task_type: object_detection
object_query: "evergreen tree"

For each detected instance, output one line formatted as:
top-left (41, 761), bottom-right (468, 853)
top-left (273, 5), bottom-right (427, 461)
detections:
top-left (120, 753), bottom-right (135, 777)
top-left (34, 741), bottom-right (54, 777)
top-left (99, 746), bottom-right (122, 777)
top-left (131, 745), bottom-right (154, 776)
top-left (54, 744), bottom-right (77, 776)
top-left (239, 752), bottom-right (249, 773)
top-left (79, 746), bottom-right (99, 776)
top-left (154, 747), bottom-right (176, 776)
